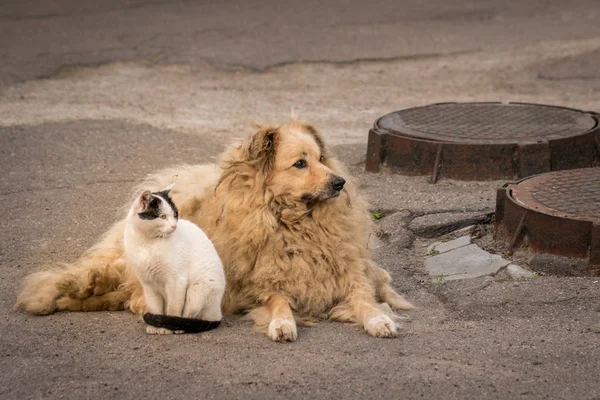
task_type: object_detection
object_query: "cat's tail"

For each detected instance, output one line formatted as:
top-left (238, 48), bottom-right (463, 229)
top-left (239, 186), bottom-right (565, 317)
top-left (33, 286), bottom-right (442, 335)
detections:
top-left (14, 220), bottom-right (133, 315)
top-left (143, 314), bottom-right (221, 333)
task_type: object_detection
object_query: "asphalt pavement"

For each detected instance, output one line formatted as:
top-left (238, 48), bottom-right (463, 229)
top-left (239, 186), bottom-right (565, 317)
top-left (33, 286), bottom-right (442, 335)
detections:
top-left (2, 1), bottom-right (600, 399)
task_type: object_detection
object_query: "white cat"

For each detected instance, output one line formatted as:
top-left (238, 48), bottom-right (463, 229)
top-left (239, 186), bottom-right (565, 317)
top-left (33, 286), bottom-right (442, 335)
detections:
top-left (124, 185), bottom-right (225, 335)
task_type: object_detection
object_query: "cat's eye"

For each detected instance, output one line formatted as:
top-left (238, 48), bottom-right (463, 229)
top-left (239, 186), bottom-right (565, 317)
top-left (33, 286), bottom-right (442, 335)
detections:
top-left (293, 159), bottom-right (307, 169)
top-left (160, 215), bottom-right (167, 220)
top-left (319, 154), bottom-right (324, 162)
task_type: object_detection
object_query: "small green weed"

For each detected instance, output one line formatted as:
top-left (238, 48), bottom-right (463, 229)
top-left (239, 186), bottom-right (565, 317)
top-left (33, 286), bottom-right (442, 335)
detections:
top-left (428, 246), bottom-right (440, 256)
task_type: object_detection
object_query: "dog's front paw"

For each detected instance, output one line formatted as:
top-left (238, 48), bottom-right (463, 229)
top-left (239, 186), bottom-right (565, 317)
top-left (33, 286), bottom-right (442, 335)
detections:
top-left (365, 314), bottom-right (397, 338)
top-left (268, 318), bottom-right (297, 342)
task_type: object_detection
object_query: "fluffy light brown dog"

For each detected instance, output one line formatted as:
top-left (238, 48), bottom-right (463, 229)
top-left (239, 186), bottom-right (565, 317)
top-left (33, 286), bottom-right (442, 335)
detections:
top-left (15, 120), bottom-right (413, 341)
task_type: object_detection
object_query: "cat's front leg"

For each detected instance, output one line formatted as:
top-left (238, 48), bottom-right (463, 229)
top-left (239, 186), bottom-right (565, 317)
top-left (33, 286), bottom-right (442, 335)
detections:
top-left (164, 279), bottom-right (186, 317)
top-left (146, 326), bottom-right (184, 335)
top-left (143, 285), bottom-right (165, 315)
top-left (143, 286), bottom-right (184, 334)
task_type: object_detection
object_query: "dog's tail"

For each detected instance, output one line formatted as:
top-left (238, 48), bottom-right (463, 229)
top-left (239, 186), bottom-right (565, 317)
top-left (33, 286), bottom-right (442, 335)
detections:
top-left (14, 220), bottom-right (130, 315)
top-left (55, 284), bottom-right (133, 312)
top-left (368, 261), bottom-right (415, 310)
top-left (379, 284), bottom-right (414, 310)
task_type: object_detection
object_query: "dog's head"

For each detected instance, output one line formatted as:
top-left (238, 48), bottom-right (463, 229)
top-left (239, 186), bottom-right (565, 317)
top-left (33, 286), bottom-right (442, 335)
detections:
top-left (247, 120), bottom-right (345, 204)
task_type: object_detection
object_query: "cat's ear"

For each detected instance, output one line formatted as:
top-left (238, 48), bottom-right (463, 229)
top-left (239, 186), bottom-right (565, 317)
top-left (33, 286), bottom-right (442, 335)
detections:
top-left (139, 190), bottom-right (153, 208)
top-left (162, 183), bottom-right (175, 196)
top-left (248, 125), bottom-right (279, 173)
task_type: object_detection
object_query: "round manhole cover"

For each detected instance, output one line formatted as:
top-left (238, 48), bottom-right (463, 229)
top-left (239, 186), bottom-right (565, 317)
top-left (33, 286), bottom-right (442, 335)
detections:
top-left (495, 167), bottom-right (600, 274)
top-left (366, 102), bottom-right (600, 181)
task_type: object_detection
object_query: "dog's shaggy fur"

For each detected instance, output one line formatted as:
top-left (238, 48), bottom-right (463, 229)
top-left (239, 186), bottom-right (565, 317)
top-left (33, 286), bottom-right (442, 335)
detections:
top-left (15, 120), bottom-right (412, 341)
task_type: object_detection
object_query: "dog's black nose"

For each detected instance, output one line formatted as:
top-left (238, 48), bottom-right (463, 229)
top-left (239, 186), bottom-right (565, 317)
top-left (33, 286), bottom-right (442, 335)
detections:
top-left (331, 176), bottom-right (346, 191)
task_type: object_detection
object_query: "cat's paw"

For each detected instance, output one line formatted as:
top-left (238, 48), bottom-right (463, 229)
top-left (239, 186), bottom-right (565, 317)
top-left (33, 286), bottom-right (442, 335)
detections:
top-left (365, 314), bottom-right (397, 338)
top-left (146, 325), bottom-right (182, 335)
top-left (267, 318), bottom-right (297, 342)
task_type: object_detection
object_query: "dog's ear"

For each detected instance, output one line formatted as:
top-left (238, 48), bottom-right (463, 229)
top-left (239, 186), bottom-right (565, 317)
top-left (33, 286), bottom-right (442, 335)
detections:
top-left (301, 123), bottom-right (329, 160)
top-left (249, 120), bottom-right (263, 130)
top-left (248, 125), bottom-right (279, 173)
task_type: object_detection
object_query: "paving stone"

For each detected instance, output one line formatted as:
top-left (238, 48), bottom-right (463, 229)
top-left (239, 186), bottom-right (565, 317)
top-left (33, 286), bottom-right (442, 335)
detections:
top-left (506, 264), bottom-right (536, 280)
top-left (425, 244), bottom-right (510, 281)
top-left (427, 235), bottom-right (472, 256)
top-left (410, 211), bottom-right (491, 238)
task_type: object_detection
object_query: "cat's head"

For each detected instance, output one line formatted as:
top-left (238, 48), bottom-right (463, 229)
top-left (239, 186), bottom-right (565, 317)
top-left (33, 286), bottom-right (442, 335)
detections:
top-left (129, 185), bottom-right (179, 237)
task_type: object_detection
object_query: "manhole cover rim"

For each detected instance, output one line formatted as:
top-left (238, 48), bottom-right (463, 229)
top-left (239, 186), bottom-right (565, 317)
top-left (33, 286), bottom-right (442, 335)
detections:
top-left (366, 101), bottom-right (600, 181)
top-left (507, 167), bottom-right (600, 223)
top-left (495, 166), bottom-right (600, 273)
top-left (375, 101), bottom-right (599, 145)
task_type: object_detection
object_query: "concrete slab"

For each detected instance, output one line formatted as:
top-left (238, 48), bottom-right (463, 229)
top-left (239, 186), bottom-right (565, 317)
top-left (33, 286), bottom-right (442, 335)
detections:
top-left (409, 211), bottom-right (491, 238)
top-left (506, 264), bottom-right (536, 280)
top-left (450, 225), bottom-right (476, 236)
top-left (427, 235), bottom-right (472, 256)
top-left (425, 244), bottom-right (510, 281)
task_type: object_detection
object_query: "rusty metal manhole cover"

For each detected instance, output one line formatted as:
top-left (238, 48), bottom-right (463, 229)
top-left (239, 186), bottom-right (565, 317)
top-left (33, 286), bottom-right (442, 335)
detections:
top-left (366, 102), bottom-right (600, 182)
top-left (495, 167), bottom-right (600, 274)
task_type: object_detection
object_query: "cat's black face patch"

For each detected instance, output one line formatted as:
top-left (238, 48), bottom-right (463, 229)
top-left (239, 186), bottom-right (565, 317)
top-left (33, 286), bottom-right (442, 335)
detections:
top-left (137, 190), bottom-right (179, 220)
top-left (154, 190), bottom-right (179, 219)
top-left (138, 196), bottom-right (162, 220)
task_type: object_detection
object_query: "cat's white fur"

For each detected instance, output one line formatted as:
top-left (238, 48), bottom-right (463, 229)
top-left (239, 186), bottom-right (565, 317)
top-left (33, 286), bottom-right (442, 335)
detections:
top-left (124, 190), bottom-right (225, 335)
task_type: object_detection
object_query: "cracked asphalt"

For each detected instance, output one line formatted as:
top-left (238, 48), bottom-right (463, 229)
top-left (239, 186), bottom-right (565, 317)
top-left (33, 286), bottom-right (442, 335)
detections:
top-left (2, 1), bottom-right (600, 399)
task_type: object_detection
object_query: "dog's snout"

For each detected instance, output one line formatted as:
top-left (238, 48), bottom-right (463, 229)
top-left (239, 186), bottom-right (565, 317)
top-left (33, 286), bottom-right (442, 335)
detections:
top-left (331, 176), bottom-right (346, 191)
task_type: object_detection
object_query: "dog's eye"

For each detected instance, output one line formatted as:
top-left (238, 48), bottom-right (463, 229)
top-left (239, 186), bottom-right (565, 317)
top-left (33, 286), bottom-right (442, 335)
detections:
top-left (319, 154), bottom-right (324, 162)
top-left (293, 159), bottom-right (307, 169)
